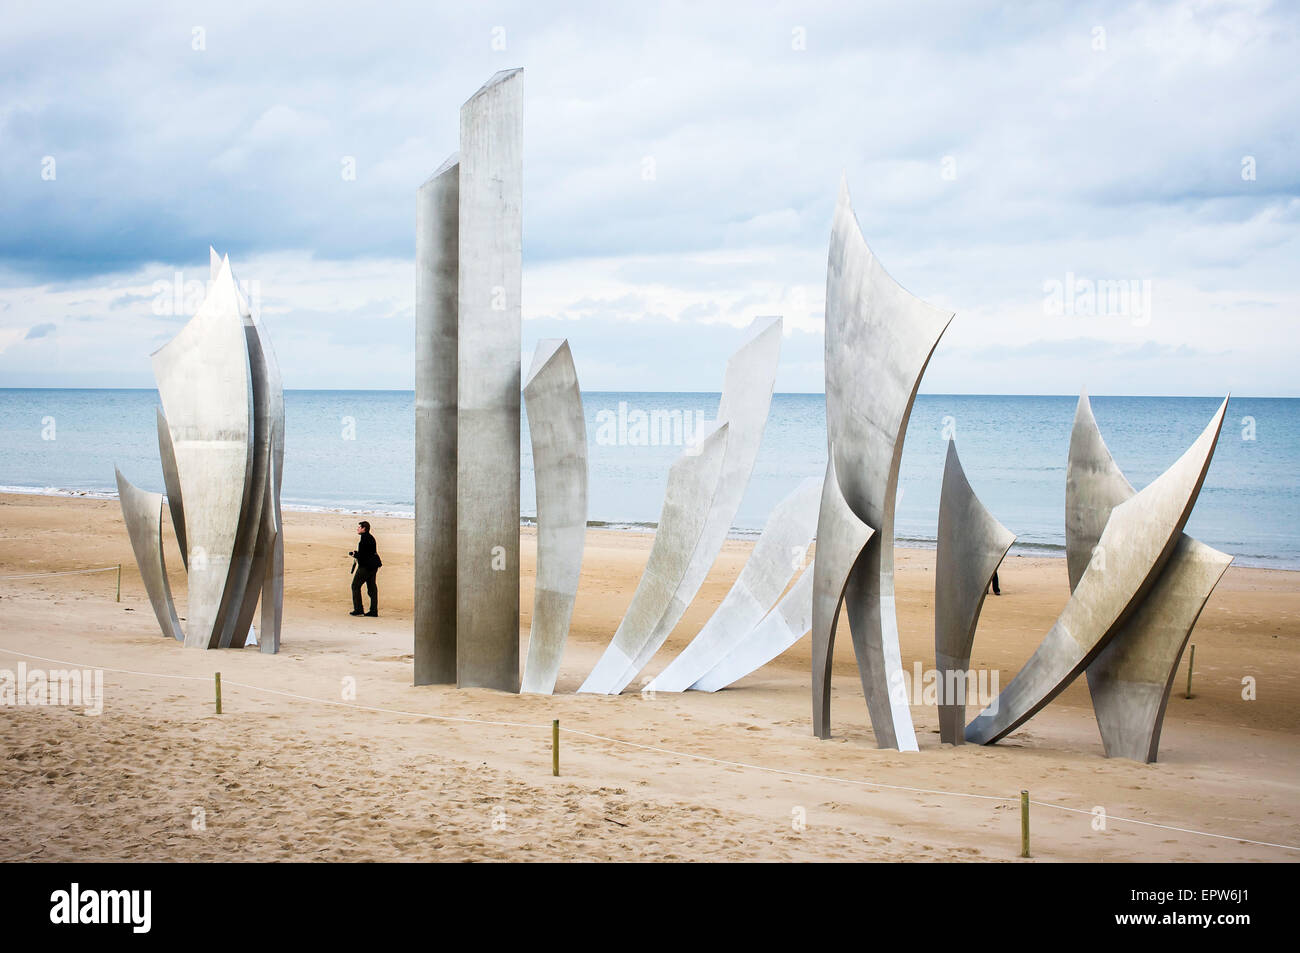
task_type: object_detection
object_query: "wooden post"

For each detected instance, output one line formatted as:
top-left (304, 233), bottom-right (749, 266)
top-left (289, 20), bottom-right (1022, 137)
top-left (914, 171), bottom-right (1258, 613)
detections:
top-left (116, 564), bottom-right (121, 602)
top-left (1020, 790), bottom-right (1030, 858)
top-left (215, 672), bottom-right (222, 715)
top-left (1185, 643), bottom-right (1195, 699)
top-left (552, 719), bottom-right (559, 777)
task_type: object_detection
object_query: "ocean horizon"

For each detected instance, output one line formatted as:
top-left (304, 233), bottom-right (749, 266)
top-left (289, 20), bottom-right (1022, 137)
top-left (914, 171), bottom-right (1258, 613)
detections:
top-left (2, 388), bottom-right (1295, 571)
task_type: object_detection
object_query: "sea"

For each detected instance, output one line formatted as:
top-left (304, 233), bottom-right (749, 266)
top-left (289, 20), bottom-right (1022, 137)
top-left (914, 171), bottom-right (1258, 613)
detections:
top-left (1, 389), bottom-right (1295, 571)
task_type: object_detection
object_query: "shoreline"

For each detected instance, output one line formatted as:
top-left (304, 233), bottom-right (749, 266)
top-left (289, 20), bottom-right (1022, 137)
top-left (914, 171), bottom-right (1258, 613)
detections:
top-left (2, 483), bottom-right (1293, 571)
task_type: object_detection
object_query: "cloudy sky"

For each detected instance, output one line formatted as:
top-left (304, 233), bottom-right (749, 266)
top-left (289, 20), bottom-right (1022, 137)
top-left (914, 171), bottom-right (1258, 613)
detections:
top-left (1, 0), bottom-right (1296, 394)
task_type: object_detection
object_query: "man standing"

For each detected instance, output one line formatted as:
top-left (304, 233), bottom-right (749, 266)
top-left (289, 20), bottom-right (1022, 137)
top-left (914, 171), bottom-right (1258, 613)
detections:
top-left (350, 520), bottom-right (382, 617)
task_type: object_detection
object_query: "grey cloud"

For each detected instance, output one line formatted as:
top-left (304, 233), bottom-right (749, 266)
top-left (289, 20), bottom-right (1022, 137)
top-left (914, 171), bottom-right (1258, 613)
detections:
top-left (3, 0), bottom-right (1296, 282)
top-left (2, 0), bottom-right (1297, 395)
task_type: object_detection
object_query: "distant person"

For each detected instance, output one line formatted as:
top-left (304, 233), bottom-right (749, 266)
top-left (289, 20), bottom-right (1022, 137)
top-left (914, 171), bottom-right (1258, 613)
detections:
top-left (988, 570), bottom-right (1001, 597)
top-left (349, 520), bottom-right (382, 617)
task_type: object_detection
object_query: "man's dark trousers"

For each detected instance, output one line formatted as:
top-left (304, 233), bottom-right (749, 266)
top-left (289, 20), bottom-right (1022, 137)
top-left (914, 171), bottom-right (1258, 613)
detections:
top-left (352, 564), bottom-right (378, 614)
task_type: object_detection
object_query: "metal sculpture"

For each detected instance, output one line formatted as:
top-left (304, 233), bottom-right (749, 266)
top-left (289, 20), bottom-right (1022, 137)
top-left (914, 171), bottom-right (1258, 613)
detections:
top-left (259, 333), bottom-right (286, 655)
top-left (966, 398), bottom-right (1229, 745)
top-left (114, 468), bottom-right (184, 642)
top-left (155, 408), bottom-right (187, 570)
top-left (614, 318), bottom-right (782, 690)
top-left (456, 68), bottom-right (524, 692)
top-left (411, 69), bottom-right (539, 692)
top-left (933, 439), bottom-right (1015, 744)
top-left (414, 153), bottom-right (460, 686)
top-left (580, 318), bottom-right (780, 694)
top-left (217, 260), bottom-right (271, 650)
top-left (811, 449), bottom-right (877, 737)
top-left (691, 561), bottom-right (815, 693)
top-left (259, 448), bottom-right (284, 654)
top-left (578, 424), bottom-right (730, 693)
top-left (815, 179), bottom-right (952, 750)
top-left (1067, 393), bottom-right (1233, 761)
top-left (223, 265), bottom-right (284, 654)
top-left (151, 256), bottom-right (254, 649)
top-left (649, 475), bottom-right (821, 692)
top-left (412, 69), bottom-right (525, 692)
top-left (119, 250), bottom-right (284, 652)
top-left (521, 339), bottom-right (588, 695)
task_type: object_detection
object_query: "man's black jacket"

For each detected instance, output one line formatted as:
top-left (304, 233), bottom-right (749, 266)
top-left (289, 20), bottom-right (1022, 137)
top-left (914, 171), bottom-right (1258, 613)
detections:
top-left (355, 531), bottom-right (382, 571)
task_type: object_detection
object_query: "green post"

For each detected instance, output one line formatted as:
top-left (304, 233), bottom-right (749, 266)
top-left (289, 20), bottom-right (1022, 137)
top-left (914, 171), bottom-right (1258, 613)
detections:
top-left (552, 719), bottom-right (559, 777)
top-left (1185, 644), bottom-right (1195, 699)
top-left (215, 672), bottom-right (222, 715)
top-left (116, 564), bottom-right (121, 602)
top-left (1020, 790), bottom-right (1030, 858)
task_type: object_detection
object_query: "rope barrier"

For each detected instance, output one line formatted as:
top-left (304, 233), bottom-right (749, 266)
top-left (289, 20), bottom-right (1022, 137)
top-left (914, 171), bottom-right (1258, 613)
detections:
top-left (0, 643), bottom-right (1294, 854)
top-left (10, 564), bottom-right (338, 579)
top-left (9, 566), bottom-right (120, 580)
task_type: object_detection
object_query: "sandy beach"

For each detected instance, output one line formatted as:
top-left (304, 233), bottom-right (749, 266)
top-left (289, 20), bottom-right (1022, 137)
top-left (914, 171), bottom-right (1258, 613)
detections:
top-left (0, 491), bottom-right (1296, 862)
